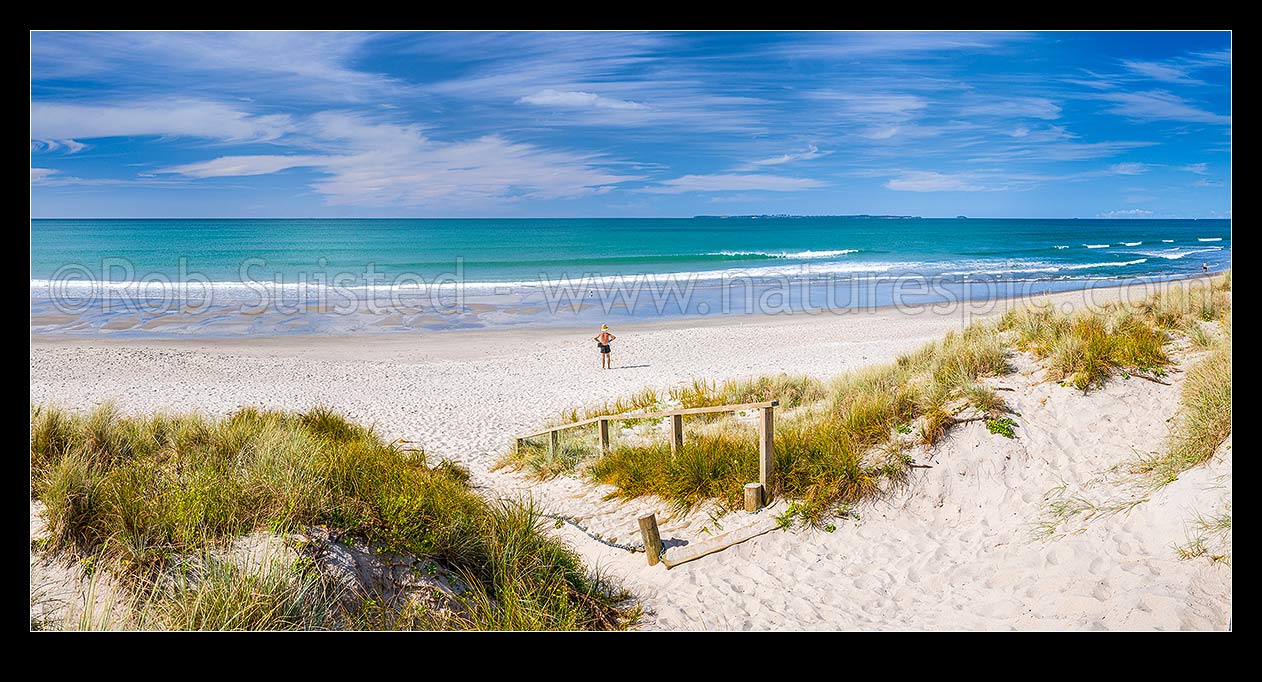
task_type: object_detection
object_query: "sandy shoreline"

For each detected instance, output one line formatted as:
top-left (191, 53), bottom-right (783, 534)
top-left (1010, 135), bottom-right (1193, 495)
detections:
top-left (29, 278), bottom-right (1232, 630)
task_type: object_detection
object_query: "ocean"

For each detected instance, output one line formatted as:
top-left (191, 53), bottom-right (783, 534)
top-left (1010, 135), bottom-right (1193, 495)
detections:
top-left (30, 217), bottom-right (1232, 336)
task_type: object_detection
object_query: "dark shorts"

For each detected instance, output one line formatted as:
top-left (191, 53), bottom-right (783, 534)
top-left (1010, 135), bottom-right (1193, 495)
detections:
top-left (598, 343), bottom-right (611, 354)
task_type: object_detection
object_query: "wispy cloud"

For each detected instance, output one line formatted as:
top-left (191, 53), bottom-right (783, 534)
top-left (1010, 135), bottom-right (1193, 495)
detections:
top-left (164, 155), bottom-right (326, 178)
top-left (31, 31), bottom-right (403, 103)
top-left (1098, 208), bottom-right (1154, 218)
top-left (641, 173), bottom-right (827, 194)
top-left (160, 112), bottom-right (640, 207)
top-left (1109, 162), bottom-right (1149, 175)
top-left (1121, 59), bottom-right (1205, 85)
top-left (964, 97), bottom-right (1062, 120)
top-left (1095, 90), bottom-right (1229, 124)
top-left (29, 31), bottom-right (1231, 216)
top-left (884, 171), bottom-right (991, 192)
top-left (761, 31), bottom-right (1033, 59)
top-left (740, 145), bottom-right (832, 169)
top-left (30, 101), bottom-right (294, 149)
top-left (517, 89), bottom-right (648, 110)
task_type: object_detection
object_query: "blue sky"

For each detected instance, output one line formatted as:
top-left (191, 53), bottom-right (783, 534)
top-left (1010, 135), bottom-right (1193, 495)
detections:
top-left (30, 31), bottom-right (1231, 218)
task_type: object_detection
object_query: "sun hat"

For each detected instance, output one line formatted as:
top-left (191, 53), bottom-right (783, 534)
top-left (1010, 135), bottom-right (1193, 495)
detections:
top-left (601, 324), bottom-right (609, 331)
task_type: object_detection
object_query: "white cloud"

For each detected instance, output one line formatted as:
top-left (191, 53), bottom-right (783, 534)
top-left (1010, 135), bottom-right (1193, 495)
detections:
top-left (1109, 162), bottom-right (1149, 175)
top-left (30, 167), bottom-right (56, 183)
top-left (31, 31), bottom-right (403, 103)
top-left (1098, 208), bottom-right (1154, 218)
top-left (861, 127), bottom-right (900, 140)
top-left (164, 155), bottom-right (326, 178)
top-left (641, 174), bottom-right (827, 194)
top-left (1121, 60), bottom-right (1205, 85)
top-left (966, 97), bottom-right (1062, 120)
top-left (161, 113), bottom-right (640, 207)
top-left (763, 32), bottom-right (1033, 59)
top-left (517, 89), bottom-right (648, 110)
top-left (743, 145), bottom-right (831, 168)
top-left (1193, 178), bottom-right (1224, 187)
top-left (1179, 162), bottom-right (1210, 174)
top-left (884, 171), bottom-right (989, 192)
top-left (812, 93), bottom-right (927, 122)
top-left (1097, 90), bottom-right (1230, 124)
top-left (30, 101), bottom-right (294, 148)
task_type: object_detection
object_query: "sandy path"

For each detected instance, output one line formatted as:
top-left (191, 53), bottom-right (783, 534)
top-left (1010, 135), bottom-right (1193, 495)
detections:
top-left (29, 281), bottom-right (1232, 630)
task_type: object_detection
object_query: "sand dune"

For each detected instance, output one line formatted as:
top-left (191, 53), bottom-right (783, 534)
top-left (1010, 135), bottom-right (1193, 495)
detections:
top-left (29, 282), bottom-right (1232, 630)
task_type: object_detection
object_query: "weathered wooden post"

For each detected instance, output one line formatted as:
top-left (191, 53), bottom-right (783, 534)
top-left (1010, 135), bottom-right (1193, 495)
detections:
top-left (516, 437), bottom-right (524, 456)
top-left (744, 483), bottom-right (764, 512)
top-left (598, 418), bottom-right (610, 453)
top-left (549, 429), bottom-right (559, 456)
top-left (669, 413), bottom-right (684, 454)
top-left (759, 402), bottom-right (777, 500)
top-left (638, 513), bottom-right (663, 566)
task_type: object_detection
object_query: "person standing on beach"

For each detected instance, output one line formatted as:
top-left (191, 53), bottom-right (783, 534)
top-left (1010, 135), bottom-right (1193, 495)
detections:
top-left (1203, 262), bottom-right (1209, 273)
top-left (594, 324), bottom-right (616, 369)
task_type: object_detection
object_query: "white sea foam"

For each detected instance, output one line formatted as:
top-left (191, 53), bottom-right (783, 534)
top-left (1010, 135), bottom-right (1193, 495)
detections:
top-left (1161, 239), bottom-right (1175, 243)
top-left (1084, 244), bottom-right (1110, 249)
top-left (1198, 237), bottom-right (1223, 242)
top-left (713, 249), bottom-right (860, 259)
top-left (1120, 242), bottom-right (1142, 246)
top-left (1132, 246), bottom-right (1223, 260)
top-left (1053, 245), bottom-right (1069, 249)
top-left (942, 259), bottom-right (1148, 276)
top-left (31, 258), bottom-right (913, 302)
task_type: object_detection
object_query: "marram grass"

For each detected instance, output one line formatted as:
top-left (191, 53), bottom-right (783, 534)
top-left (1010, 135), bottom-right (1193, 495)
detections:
top-left (30, 404), bottom-right (634, 631)
top-left (507, 273), bottom-right (1231, 526)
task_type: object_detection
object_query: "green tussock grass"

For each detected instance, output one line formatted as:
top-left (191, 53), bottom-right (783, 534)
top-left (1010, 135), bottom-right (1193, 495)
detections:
top-left (588, 323), bottom-right (1012, 524)
top-left (502, 373), bottom-right (827, 480)
top-left (1134, 334), bottom-right (1232, 487)
top-left (31, 404), bottom-right (634, 631)
top-left (1000, 306), bottom-right (1170, 391)
top-left (1176, 503), bottom-right (1231, 565)
top-left (542, 274), bottom-right (1230, 527)
top-left (1000, 273), bottom-right (1230, 393)
top-left (141, 550), bottom-right (344, 631)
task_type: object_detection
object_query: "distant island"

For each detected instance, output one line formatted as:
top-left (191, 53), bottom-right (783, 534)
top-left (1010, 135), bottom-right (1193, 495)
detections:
top-left (693, 214), bottom-right (921, 219)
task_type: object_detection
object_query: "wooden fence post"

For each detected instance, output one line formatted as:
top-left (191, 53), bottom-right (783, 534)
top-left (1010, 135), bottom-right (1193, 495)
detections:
top-left (669, 413), bottom-right (684, 454)
top-left (549, 429), bottom-right (559, 455)
top-left (744, 483), bottom-right (764, 512)
top-left (759, 405), bottom-right (775, 498)
top-left (598, 418), bottom-right (610, 453)
top-left (638, 513), bottom-right (663, 566)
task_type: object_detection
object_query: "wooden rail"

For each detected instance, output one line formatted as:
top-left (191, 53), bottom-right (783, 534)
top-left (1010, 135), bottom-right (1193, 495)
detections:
top-left (520, 399), bottom-right (783, 567)
top-left (515, 399), bottom-right (779, 492)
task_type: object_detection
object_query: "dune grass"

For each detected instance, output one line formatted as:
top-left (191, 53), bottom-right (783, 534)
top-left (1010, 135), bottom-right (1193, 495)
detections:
top-left (1000, 274), bottom-right (1230, 392)
top-left (30, 404), bottom-right (634, 630)
top-left (578, 324), bottom-right (1012, 524)
top-left (508, 274), bottom-right (1231, 526)
top-left (1135, 335), bottom-right (1232, 487)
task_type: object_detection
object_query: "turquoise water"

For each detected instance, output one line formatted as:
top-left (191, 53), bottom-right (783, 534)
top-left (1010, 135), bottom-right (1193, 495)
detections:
top-left (30, 217), bottom-right (1232, 336)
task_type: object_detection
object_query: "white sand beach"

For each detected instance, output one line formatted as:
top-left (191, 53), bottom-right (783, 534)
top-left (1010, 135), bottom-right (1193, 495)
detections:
top-left (29, 281), bottom-right (1233, 630)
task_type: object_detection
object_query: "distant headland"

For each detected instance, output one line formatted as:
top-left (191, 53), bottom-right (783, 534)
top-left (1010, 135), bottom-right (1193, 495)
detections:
top-left (692, 214), bottom-right (921, 219)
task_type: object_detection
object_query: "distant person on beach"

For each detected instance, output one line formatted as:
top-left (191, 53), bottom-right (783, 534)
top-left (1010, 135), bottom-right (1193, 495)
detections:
top-left (1203, 262), bottom-right (1209, 273)
top-left (594, 324), bottom-right (616, 369)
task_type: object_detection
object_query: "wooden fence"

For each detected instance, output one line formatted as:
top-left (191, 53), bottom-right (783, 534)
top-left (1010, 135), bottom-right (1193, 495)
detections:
top-left (516, 400), bottom-right (780, 566)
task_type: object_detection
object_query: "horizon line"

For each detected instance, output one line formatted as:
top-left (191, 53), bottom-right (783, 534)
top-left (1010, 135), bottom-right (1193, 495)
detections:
top-left (29, 215), bottom-right (1233, 220)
